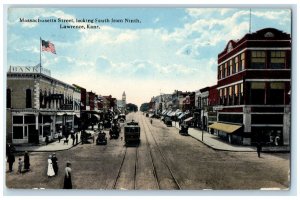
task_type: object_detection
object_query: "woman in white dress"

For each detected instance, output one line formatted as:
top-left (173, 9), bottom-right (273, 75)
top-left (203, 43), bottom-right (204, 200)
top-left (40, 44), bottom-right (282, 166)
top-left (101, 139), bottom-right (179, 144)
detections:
top-left (47, 155), bottom-right (55, 177)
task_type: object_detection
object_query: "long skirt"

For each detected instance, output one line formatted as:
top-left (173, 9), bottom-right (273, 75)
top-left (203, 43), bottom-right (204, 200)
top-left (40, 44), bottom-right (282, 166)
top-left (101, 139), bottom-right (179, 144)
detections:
top-left (63, 174), bottom-right (72, 189)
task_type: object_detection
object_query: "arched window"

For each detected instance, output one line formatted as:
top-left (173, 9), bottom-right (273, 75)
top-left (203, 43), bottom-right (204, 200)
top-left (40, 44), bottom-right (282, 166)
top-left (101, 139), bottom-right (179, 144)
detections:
top-left (7, 89), bottom-right (11, 108)
top-left (26, 89), bottom-right (32, 108)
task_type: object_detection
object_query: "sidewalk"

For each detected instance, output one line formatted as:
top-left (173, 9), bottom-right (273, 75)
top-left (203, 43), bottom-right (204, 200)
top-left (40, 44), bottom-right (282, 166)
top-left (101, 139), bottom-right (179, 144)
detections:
top-left (171, 121), bottom-right (290, 152)
top-left (14, 131), bottom-right (83, 152)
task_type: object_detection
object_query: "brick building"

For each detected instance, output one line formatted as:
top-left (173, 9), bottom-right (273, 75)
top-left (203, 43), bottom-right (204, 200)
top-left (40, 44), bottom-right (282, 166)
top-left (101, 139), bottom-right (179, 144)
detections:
top-left (209, 28), bottom-right (291, 146)
top-left (7, 66), bottom-right (80, 144)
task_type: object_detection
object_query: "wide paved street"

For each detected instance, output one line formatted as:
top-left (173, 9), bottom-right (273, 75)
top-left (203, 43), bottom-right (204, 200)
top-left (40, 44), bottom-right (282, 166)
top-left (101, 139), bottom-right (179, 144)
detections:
top-left (6, 112), bottom-right (290, 190)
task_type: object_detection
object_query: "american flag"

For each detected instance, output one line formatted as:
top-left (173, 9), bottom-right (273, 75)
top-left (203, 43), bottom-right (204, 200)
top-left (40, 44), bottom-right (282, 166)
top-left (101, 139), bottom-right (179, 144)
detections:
top-left (41, 39), bottom-right (56, 54)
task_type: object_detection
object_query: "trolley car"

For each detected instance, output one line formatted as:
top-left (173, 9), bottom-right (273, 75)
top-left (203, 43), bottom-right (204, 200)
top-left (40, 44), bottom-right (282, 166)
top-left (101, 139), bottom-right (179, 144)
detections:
top-left (124, 120), bottom-right (140, 144)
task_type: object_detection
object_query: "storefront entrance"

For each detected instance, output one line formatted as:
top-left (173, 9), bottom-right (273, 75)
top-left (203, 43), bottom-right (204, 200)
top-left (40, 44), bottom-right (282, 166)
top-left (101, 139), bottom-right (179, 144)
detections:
top-left (28, 125), bottom-right (38, 144)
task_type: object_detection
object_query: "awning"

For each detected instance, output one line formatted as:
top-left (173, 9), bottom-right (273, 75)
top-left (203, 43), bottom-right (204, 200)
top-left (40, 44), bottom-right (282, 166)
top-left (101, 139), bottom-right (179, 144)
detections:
top-left (208, 122), bottom-right (242, 134)
top-left (184, 117), bottom-right (193, 122)
top-left (57, 112), bottom-right (66, 116)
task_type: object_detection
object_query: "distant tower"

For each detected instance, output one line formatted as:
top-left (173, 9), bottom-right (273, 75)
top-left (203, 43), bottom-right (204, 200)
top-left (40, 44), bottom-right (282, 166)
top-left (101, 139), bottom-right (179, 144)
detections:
top-left (122, 91), bottom-right (126, 112)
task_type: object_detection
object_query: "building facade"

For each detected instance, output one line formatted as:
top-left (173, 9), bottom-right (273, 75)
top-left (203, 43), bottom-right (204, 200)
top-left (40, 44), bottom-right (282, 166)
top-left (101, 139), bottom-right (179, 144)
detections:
top-left (7, 66), bottom-right (80, 144)
top-left (211, 28), bottom-right (291, 146)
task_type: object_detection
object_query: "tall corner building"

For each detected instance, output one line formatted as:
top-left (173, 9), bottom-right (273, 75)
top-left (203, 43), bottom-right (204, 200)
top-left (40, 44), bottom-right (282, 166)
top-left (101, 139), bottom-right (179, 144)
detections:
top-left (210, 28), bottom-right (291, 146)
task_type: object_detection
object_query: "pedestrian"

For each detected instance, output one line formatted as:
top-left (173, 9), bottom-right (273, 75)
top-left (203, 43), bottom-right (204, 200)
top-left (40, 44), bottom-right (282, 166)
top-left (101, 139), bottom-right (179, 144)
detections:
top-left (47, 155), bottom-right (55, 177)
top-left (6, 143), bottom-right (14, 157)
top-left (63, 161), bottom-right (72, 189)
top-left (71, 133), bottom-right (75, 146)
top-left (92, 134), bottom-right (95, 144)
top-left (75, 133), bottom-right (78, 144)
top-left (45, 135), bottom-right (49, 145)
top-left (58, 132), bottom-right (62, 143)
top-left (256, 142), bottom-right (262, 158)
top-left (7, 153), bottom-right (15, 172)
top-left (24, 151), bottom-right (30, 172)
top-left (51, 153), bottom-right (58, 175)
top-left (275, 135), bottom-right (280, 146)
top-left (18, 158), bottom-right (23, 174)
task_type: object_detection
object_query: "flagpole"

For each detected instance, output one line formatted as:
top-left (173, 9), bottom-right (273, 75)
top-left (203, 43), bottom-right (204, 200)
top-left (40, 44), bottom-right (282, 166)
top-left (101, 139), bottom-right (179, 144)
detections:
top-left (40, 37), bottom-right (42, 73)
top-left (249, 8), bottom-right (252, 33)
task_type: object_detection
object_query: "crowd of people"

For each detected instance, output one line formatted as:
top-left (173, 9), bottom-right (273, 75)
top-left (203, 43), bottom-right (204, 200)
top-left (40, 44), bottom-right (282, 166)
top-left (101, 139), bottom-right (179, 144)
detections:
top-left (6, 143), bottom-right (73, 189)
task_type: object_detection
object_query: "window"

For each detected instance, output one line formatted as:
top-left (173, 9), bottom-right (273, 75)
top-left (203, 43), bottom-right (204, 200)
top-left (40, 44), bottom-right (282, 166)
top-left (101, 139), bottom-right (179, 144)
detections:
top-left (26, 89), bottom-right (32, 108)
top-left (223, 63), bottom-right (227, 78)
top-left (234, 84), bottom-right (239, 105)
top-left (13, 116), bottom-right (23, 124)
top-left (270, 51), bottom-right (285, 69)
top-left (234, 57), bottom-right (238, 74)
top-left (250, 51), bottom-right (266, 69)
top-left (13, 126), bottom-right (24, 139)
top-left (224, 87), bottom-right (228, 105)
top-left (229, 60), bottom-right (233, 75)
top-left (7, 89), bottom-right (11, 108)
top-left (250, 82), bottom-right (265, 104)
top-left (25, 115), bottom-right (36, 124)
top-left (269, 82), bottom-right (285, 104)
top-left (219, 89), bottom-right (223, 104)
top-left (229, 86), bottom-right (233, 105)
top-left (24, 126), bottom-right (28, 137)
top-left (239, 83), bottom-right (244, 104)
top-left (239, 53), bottom-right (245, 71)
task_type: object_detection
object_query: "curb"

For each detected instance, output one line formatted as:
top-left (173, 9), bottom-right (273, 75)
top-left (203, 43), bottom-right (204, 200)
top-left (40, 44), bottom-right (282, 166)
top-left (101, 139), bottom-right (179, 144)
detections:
top-left (188, 133), bottom-right (256, 152)
top-left (15, 141), bottom-right (83, 153)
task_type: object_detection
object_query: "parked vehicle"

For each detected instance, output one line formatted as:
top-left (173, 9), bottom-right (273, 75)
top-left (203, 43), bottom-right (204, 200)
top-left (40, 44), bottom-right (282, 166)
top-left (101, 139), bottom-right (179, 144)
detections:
top-left (96, 131), bottom-right (107, 145)
top-left (179, 122), bottom-right (189, 136)
top-left (109, 122), bottom-right (120, 139)
top-left (165, 119), bottom-right (172, 127)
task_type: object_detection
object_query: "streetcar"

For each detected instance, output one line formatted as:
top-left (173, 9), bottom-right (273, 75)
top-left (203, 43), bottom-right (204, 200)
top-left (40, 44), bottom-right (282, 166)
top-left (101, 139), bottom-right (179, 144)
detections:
top-left (124, 120), bottom-right (140, 144)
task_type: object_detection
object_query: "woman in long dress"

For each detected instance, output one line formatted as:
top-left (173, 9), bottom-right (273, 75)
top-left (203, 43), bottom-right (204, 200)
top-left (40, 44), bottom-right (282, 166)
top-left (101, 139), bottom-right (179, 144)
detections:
top-left (63, 162), bottom-right (72, 189)
top-left (47, 155), bottom-right (55, 177)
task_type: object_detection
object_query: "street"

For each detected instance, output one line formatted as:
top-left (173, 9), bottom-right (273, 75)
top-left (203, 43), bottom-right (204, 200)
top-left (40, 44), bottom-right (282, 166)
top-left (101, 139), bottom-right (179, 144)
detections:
top-left (6, 112), bottom-right (290, 190)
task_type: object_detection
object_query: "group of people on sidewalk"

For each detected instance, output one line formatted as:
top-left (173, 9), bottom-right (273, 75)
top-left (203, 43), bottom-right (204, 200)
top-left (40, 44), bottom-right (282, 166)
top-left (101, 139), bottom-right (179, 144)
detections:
top-left (6, 143), bottom-right (73, 189)
top-left (6, 144), bottom-right (30, 174)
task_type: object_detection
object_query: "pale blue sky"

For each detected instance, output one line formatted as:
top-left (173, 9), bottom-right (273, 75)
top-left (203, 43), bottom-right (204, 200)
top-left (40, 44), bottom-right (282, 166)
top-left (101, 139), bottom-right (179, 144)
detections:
top-left (7, 8), bottom-right (291, 106)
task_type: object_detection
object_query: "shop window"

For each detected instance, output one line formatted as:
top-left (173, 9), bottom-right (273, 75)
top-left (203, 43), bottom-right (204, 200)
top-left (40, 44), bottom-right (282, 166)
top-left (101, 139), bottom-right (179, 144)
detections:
top-left (250, 51), bottom-right (266, 69)
top-left (7, 89), bottom-right (11, 108)
top-left (13, 116), bottom-right (23, 124)
top-left (26, 89), bottom-right (32, 108)
top-left (24, 126), bottom-right (28, 137)
top-left (269, 82), bottom-right (285, 104)
top-left (270, 51), bottom-right (285, 69)
top-left (43, 125), bottom-right (51, 137)
top-left (250, 82), bottom-right (265, 105)
top-left (13, 126), bottom-right (23, 139)
top-left (252, 114), bottom-right (283, 124)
